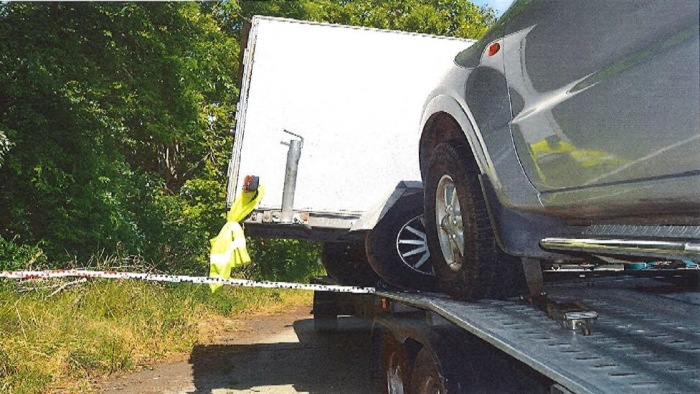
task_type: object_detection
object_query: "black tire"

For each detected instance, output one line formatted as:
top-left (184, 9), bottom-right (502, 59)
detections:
top-left (321, 242), bottom-right (379, 287)
top-left (424, 141), bottom-right (528, 300)
top-left (367, 193), bottom-right (437, 291)
top-left (410, 348), bottom-right (447, 394)
top-left (381, 333), bottom-right (410, 394)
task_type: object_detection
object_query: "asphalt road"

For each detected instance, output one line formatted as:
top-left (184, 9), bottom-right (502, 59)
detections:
top-left (100, 307), bottom-right (381, 393)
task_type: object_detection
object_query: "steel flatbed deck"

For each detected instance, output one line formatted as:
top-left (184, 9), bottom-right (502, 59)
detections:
top-left (327, 273), bottom-right (700, 393)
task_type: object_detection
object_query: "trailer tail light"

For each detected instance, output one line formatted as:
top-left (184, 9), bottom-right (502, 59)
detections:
top-left (243, 175), bottom-right (259, 192)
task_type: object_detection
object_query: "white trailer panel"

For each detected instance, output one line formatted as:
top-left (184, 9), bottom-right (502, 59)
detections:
top-left (228, 16), bottom-right (474, 234)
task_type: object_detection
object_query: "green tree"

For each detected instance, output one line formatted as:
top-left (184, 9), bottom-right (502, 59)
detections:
top-left (239, 0), bottom-right (495, 39)
top-left (0, 2), bottom-right (239, 270)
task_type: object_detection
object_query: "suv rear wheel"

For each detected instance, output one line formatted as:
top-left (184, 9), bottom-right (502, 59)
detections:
top-left (424, 141), bottom-right (527, 300)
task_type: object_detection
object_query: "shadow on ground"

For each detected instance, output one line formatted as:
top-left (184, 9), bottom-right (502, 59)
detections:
top-left (187, 316), bottom-right (380, 393)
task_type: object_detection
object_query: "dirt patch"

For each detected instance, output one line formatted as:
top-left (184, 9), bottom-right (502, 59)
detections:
top-left (99, 306), bottom-right (379, 393)
top-left (195, 307), bottom-right (312, 346)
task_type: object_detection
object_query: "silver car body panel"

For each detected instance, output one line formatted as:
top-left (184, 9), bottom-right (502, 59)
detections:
top-left (421, 0), bottom-right (700, 223)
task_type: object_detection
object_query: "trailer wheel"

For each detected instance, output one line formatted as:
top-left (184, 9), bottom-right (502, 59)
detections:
top-left (381, 334), bottom-right (410, 394)
top-left (410, 348), bottom-right (447, 394)
top-left (322, 242), bottom-right (379, 287)
top-left (367, 193), bottom-right (437, 291)
top-left (425, 142), bottom-right (528, 300)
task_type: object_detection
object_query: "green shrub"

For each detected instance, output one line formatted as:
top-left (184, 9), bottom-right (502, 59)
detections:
top-left (0, 236), bottom-right (47, 271)
top-left (246, 238), bottom-right (325, 283)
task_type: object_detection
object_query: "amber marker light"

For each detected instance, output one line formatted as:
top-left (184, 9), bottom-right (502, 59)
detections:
top-left (487, 42), bottom-right (501, 56)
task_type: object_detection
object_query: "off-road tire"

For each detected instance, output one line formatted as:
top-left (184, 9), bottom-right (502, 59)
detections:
top-left (424, 141), bottom-right (528, 300)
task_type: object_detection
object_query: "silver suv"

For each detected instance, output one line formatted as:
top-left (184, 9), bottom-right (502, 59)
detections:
top-left (418, 0), bottom-right (700, 299)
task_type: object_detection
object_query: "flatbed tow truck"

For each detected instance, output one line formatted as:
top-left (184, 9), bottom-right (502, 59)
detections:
top-left (312, 270), bottom-right (700, 393)
top-left (228, 15), bottom-right (700, 394)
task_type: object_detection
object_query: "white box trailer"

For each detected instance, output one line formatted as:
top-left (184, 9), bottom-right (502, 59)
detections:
top-left (227, 16), bottom-right (474, 241)
top-left (226, 16), bottom-right (476, 289)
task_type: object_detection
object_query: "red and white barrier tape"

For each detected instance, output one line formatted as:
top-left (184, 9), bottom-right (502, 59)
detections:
top-left (0, 269), bottom-right (375, 294)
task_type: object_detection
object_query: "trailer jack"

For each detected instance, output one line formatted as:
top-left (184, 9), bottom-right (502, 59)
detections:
top-left (280, 129), bottom-right (303, 224)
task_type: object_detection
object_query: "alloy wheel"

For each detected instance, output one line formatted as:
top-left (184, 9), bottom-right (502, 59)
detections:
top-left (435, 175), bottom-right (464, 272)
top-left (395, 215), bottom-right (434, 275)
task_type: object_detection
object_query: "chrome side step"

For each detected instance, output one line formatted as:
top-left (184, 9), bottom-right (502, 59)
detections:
top-left (540, 237), bottom-right (700, 260)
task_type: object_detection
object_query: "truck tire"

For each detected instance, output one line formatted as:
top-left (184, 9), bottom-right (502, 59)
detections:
top-left (367, 193), bottom-right (437, 291)
top-left (424, 142), bottom-right (528, 300)
top-left (322, 242), bottom-right (379, 287)
top-left (410, 348), bottom-right (447, 394)
top-left (381, 333), bottom-right (410, 394)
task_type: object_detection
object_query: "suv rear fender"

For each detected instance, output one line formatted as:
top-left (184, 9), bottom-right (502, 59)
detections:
top-left (419, 95), bottom-right (577, 261)
top-left (420, 94), bottom-right (541, 209)
top-left (419, 94), bottom-right (491, 183)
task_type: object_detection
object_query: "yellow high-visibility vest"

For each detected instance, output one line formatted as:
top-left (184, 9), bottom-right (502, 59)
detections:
top-left (209, 185), bottom-right (265, 293)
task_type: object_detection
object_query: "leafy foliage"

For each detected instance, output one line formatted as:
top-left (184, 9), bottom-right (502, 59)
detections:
top-left (0, 2), bottom-right (238, 271)
top-left (0, 1), bottom-right (495, 274)
top-left (247, 239), bottom-right (325, 282)
top-left (0, 235), bottom-right (47, 271)
top-left (240, 0), bottom-right (495, 37)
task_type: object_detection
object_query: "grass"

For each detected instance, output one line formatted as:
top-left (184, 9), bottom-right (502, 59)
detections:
top-left (0, 278), bottom-right (314, 393)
